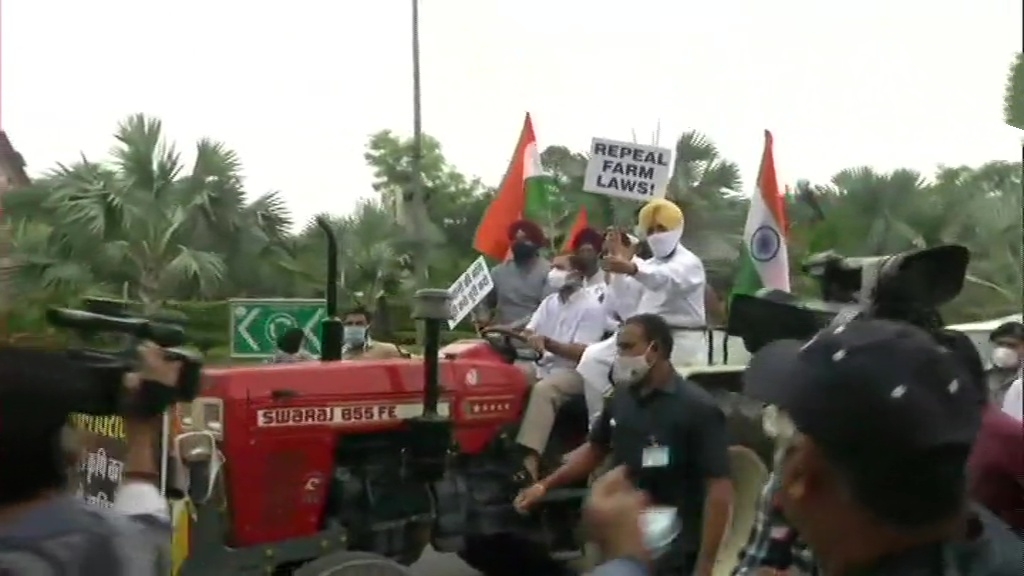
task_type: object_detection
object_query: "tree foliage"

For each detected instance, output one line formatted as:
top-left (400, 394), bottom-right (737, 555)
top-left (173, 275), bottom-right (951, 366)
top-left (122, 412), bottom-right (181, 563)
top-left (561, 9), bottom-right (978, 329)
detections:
top-left (2, 114), bottom-right (1020, 334)
top-left (1004, 52), bottom-right (1024, 130)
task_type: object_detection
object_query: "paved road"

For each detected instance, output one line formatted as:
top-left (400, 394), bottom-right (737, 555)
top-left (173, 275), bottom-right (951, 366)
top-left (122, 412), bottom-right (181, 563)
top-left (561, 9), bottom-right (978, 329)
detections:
top-left (410, 544), bottom-right (593, 575)
top-left (410, 546), bottom-right (478, 576)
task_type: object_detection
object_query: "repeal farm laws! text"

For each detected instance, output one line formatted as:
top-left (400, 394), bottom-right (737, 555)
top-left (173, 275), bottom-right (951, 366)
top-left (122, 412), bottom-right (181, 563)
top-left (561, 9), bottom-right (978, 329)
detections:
top-left (583, 137), bottom-right (672, 202)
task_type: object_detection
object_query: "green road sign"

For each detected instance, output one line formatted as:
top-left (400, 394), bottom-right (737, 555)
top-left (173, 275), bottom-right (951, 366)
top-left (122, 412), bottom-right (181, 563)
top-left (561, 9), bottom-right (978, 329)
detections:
top-left (229, 299), bottom-right (326, 358)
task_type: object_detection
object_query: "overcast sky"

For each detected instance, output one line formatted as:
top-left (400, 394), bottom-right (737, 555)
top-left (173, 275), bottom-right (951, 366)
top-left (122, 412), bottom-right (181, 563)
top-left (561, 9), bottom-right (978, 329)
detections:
top-left (2, 1), bottom-right (1021, 228)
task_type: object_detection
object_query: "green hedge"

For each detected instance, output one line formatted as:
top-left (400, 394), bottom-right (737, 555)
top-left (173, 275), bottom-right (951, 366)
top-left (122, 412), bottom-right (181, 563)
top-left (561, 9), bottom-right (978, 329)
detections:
top-left (4, 299), bottom-right (478, 352)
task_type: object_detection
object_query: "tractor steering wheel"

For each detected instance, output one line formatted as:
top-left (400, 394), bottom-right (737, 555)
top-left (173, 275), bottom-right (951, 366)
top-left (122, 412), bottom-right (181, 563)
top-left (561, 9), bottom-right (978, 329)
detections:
top-left (479, 327), bottom-right (541, 364)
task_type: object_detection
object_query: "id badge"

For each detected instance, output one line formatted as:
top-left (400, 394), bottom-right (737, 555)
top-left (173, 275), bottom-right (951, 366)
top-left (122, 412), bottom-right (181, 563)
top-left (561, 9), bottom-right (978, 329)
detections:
top-left (641, 445), bottom-right (670, 468)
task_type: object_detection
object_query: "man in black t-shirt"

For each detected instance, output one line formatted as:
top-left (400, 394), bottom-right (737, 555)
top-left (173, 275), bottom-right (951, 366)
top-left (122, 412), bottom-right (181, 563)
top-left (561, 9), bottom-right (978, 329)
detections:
top-left (515, 314), bottom-right (734, 576)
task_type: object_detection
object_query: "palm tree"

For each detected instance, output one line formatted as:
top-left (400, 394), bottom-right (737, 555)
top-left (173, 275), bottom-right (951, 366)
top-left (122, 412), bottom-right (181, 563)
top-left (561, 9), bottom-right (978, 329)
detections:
top-left (802, 167), bottom-right (933, 257)
top-left (291, 200), bottom-right (411, 308)
top-left (927, 161), bottom-right (1023, 318)
top-left (665, 131), bottom-right (746, 284)
top-left (1004, 52), bottom-right (1024, 130)
top-left (795, 163), bottom-right (1022, 320)
top-left (2, 114), bottom-right (277, 309)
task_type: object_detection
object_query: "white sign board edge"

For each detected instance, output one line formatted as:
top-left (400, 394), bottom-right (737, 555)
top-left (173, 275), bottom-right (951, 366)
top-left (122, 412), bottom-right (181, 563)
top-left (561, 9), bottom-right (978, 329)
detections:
top-left (447, 256), bottom-right (494, 329)
top-left (582, 137), bottom-right (672, 202)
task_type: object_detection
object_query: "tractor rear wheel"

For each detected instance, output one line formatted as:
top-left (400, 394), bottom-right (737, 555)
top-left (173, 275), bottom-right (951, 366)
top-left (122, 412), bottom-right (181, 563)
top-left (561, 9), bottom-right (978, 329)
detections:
top-left (457, 534), bottom-right (575, 576)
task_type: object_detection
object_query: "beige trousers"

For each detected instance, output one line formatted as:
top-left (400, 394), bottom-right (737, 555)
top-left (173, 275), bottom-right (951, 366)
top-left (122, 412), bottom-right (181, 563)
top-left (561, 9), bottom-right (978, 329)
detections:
top-left (516, 369), bottom-right (584, 454)
top-left (514, 360), bottom-right (539, 385)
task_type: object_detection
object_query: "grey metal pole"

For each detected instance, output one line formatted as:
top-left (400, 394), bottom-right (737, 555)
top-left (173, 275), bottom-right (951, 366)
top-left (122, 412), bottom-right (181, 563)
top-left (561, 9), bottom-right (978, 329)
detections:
top-left (409, 0), bottom-right (428, 287)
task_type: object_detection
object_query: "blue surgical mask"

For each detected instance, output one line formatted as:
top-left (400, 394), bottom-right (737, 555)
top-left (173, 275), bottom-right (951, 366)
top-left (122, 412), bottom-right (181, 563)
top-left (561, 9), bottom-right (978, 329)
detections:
top-left (343, 325), bottom-right (367, 346)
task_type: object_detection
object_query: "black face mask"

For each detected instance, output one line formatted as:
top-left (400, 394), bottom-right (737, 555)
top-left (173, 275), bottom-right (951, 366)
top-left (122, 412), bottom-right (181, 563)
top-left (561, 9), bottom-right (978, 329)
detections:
top-left (511, 241), bottom-right (538, 262)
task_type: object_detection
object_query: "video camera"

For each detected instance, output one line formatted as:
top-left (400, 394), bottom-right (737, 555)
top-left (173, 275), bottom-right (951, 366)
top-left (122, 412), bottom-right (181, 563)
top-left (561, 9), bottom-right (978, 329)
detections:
top-left (44, 298), bottom-right (203, 417)
top-left (728, 244), bottom-right (970, 353)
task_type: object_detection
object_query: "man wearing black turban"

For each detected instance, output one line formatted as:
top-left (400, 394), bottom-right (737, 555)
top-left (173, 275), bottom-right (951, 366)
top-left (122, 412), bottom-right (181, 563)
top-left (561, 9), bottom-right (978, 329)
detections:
top-left (476, 219), bottom-right (553, 329)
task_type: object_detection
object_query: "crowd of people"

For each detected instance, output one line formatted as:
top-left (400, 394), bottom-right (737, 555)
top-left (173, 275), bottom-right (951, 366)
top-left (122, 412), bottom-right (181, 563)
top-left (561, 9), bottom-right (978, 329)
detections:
top-left (0, 195), bottom-right (1020, 576)
top-left (466, 197), bottom-right (1023, 575)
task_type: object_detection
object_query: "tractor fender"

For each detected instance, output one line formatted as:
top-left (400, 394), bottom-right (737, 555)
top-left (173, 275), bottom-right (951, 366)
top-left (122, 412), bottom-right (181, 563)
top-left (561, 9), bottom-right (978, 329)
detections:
top-left (293, 551), bottom-right (413, 576)
top-left (714, 445), bottom-right (771, 576)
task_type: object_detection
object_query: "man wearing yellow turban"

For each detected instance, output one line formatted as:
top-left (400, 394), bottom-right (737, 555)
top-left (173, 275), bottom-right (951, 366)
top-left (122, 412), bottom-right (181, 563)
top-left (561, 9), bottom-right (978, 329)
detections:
top-left (575, 198), bottom-right (709, 412)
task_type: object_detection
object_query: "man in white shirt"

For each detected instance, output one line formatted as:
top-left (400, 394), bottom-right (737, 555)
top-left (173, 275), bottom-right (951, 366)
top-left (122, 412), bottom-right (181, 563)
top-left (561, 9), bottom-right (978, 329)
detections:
top-left (987, 321), bottom-right (1024, 406)
top-left (1002, 377), bottom-right (1022, 421)
top-left (577, 198), bottom-right (708, 419)
top-left (515, 261), bottom-right (608, 481)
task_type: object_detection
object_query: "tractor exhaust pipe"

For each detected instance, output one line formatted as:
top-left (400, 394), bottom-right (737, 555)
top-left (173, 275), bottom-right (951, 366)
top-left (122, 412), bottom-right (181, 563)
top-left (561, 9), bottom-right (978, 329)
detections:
top-left (406, 288), bottom-right (453, 482)
top-left (317, 217), bottom-right (343, 361)
top-left (413, 289), bottom-right (449, 415)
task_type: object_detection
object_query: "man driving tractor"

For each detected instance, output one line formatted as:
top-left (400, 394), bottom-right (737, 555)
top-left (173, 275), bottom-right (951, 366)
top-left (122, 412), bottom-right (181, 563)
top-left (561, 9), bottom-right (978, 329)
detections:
top-left (514, 227), bottom-right (611, 481)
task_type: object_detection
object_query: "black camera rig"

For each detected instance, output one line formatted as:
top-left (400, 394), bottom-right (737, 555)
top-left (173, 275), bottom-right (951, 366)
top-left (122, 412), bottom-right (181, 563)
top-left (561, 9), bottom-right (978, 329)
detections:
top-left (45, 298), bottom-right (203, 417)
top-left (728, 244), bottom-right (971, 352)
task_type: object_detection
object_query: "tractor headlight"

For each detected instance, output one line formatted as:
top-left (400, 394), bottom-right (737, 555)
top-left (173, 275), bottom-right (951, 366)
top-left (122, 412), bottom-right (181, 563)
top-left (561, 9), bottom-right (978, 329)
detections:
top-left (175, 398), bottom-right (224, 439)
top-left (199, 399), bottom-right (223, 436)
top-left (177, 405), bottom-right (195, 431)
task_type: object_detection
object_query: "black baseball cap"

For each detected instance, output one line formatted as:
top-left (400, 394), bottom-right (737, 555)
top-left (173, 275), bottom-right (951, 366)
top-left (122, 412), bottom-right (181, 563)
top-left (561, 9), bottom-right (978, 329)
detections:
top-left (0, 346), bottom-right (96, 436)
top-left (742, 319), bottom-right (983, 464)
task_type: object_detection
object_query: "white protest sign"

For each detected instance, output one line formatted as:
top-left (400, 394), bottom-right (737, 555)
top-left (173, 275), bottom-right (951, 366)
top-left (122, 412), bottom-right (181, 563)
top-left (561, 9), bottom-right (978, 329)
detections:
top-left (583, 137), bottom-right (672, 202)
top-left (447, 256), bottom-right (493, 329)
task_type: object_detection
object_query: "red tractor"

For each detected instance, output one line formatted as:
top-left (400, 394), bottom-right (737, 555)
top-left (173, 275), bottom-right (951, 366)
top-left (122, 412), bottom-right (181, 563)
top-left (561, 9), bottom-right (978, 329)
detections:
top-left (172, 222), bottom-right (775, 576)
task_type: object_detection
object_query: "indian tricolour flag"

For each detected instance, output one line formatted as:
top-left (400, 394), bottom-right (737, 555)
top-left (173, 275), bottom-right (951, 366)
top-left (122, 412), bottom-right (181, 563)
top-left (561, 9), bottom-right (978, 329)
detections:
top-left (472, 113), bottom-right (555, 260)
top-left (730, 130), bottom-right (790, 300)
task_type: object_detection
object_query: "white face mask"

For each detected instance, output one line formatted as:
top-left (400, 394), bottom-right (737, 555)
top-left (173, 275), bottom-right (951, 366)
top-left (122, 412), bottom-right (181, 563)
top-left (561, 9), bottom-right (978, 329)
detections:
top-left (611, 351), bottom-right (652, 386)
top-left (991, 346), bottom-right (1019, 369)
top-left (644, 227), bottom-right (683, 259)
top-left (547, 269), bottom-right (568, 289)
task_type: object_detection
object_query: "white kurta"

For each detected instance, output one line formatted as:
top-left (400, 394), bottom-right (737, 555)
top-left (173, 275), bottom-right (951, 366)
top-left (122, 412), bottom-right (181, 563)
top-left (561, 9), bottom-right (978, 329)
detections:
top-left (582, 271), bottom-right (607, 302)
top-left (602, 257), bottom-right (644, 333)
top-left (578, 246), bottom-right (708, 420)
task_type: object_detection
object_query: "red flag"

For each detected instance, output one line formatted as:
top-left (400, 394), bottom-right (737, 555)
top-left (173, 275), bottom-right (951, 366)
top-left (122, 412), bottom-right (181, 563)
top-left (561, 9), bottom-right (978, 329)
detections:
top-left (561, 208), bottom-right (590, 253)
top-left (473, 113), bottom-right (539, 260)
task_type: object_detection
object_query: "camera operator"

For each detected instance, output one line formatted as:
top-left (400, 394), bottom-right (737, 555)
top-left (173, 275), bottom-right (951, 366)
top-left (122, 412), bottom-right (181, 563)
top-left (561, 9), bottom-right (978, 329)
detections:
top-left (0, 342), bottom-right (180, 574)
